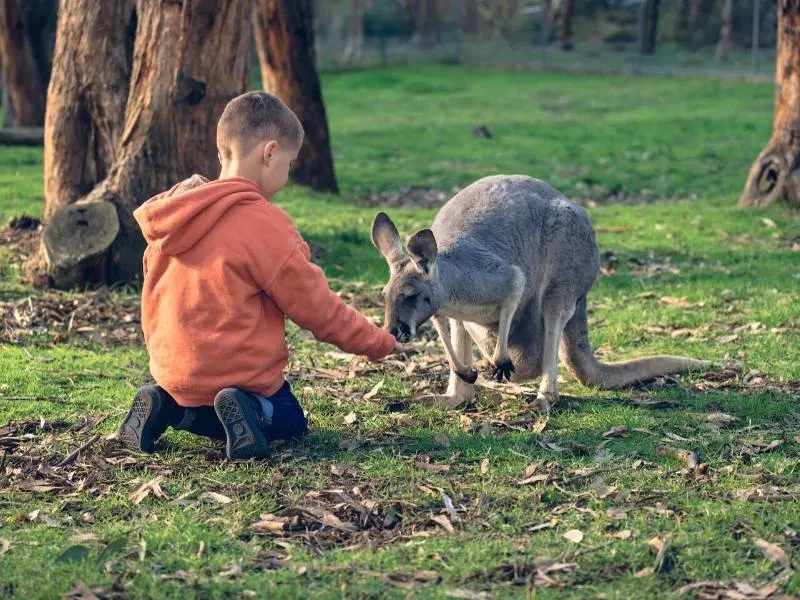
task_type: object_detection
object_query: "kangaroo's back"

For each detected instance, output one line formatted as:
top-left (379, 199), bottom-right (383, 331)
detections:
top-left (432, 175), bottom-right (600, 295)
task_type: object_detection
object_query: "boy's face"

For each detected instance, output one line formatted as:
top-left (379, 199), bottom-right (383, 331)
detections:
top-left (257, 138), bottom-right (301, 198)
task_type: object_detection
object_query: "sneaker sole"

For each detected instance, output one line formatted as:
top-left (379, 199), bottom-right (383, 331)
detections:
top-left (119, 388), bottom-right (161, 453)
top-left (214, 390), bottom-right (270, 460)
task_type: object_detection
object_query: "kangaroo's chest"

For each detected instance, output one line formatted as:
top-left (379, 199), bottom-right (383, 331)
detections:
top-left (438, 302), bottom-right (502, 325)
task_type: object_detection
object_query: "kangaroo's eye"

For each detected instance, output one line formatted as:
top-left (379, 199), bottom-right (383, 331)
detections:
top-left (423, 296), bottom-right (431, 305)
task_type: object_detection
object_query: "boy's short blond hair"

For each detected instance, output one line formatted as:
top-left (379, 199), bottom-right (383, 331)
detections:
top-left (217, 91), bottom-right (304, 161)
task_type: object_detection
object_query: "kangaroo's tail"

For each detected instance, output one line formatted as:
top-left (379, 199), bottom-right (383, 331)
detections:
top-left (559, 296), bottom-right (712, 389)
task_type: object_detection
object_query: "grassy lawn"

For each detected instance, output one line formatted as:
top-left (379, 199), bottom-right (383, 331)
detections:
top-left (1, 65), bottom-right (799, 599)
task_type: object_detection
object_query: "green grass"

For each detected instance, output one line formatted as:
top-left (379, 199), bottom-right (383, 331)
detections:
top-left (1, 65), bottom-right (799, 599)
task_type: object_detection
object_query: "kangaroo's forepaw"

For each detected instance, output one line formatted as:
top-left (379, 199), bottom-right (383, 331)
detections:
top-left (535, 391), bottom-right (558, 412)
top-left (457, 367), bottom-right (478, 384)
top-left (490, 358), bottom-right (515, 383)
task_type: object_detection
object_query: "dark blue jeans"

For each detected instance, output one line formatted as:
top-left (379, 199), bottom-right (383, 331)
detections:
top-left (256, 381), bottom-right (309, 440)
top-left (174, 381), bottom-right (308, 441)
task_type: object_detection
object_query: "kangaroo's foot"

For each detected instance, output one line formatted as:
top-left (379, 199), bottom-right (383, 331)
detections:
top-left (489, 357), bottom-right (515, 383)
top-left (535, 391), bottom-right (558, 412)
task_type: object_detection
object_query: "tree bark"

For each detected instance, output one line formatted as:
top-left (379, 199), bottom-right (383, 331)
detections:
top-left (0, 0), bottom-right (56, 126)
top-left (253, 0), bottom-right (339, 194)
top-left (28, 0), bottom-right (252, 289)
top-left (740, 2), bottom-right (800, 208)
top-left (715, 0), bottom-right (734, 63)
top-left (639, 0), bottom-right (660, 55)
top-left (559, 0), bottom-right (575, 51)
top-left (342, 0), bottom-right (363, 64)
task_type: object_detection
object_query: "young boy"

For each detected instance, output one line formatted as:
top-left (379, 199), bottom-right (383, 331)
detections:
top-left (119, 92), bottom-right (402, 460)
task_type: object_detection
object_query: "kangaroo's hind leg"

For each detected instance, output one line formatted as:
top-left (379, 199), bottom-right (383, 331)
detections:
top-left (535, 293), bottom-right (576, 411)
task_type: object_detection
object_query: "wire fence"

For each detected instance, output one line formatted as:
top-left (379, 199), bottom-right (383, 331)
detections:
top-left (313, 0), bottom-right (777, 79)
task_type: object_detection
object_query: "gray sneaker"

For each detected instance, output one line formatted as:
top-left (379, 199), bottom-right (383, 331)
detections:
top-left (213, 388), bottom-right (271, 460)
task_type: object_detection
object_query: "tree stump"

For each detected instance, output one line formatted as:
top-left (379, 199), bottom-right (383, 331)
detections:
top-left (42, 201), bottom-right (119, 289)
top-left (253, 0), bottom-right (339, 194)
top-left (740, 2), bottom-right (800, 208)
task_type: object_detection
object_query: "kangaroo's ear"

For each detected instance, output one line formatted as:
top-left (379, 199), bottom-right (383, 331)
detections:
top-left (371, 212), bottom-right (405, 266)
top-left (407, 229), bottom-right (438, 274)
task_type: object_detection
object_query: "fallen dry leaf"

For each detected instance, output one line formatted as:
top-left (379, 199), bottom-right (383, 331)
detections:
top-left (753, 538), bottom-right (789, 567)
top-left (716, 334), bottom-right (739, 344)
top-left (444, 589), bottom-right (489, 599)
top-left (343, 412), bottom-right (358, 425)
top-left (330, 463), bottom-right (350, 476)
top-left (602, 426), bottom-right (629, 439)
top-left (431, 515), bottom-right (455, 533)
top-left (63, 581), bottom-right (102, 600)
top-left (363, 380), bottom-right (384, 401)
top-left (614, 529), bottom-right (633, 539)
top-left (0, 538), bottom-right (10, 555)
top-left (416, 461), bottom-right (450, 474)
top-left (660, 296), bottom-right (695, 309)
top-left (250, 513), bottom-right (299, 534)
top-left (563, 529), bottom-right (584, 543)
top-left (762, 217), bottom-right (777, 228)
top-left (480, 457), bottom-right (489, 474)
top-left (130, 476), bottom-right (168, 505)
top-left (198, 491), bottom-right (232, 505)
top-left (441, 491), bottom-right (459, 523)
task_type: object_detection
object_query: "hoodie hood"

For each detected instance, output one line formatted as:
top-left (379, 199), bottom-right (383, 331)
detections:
top-left (134, 176), bottom-right (265, 256)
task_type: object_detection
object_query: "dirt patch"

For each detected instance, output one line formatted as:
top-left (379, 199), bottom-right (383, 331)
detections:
top-left (0, 218), bottom-right (41, 271)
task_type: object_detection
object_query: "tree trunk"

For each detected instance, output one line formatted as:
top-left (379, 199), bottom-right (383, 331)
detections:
top-left (253, 0), bottom-right (339, 194)
top-left (715, 0), bottom-right (734, 63)
top-left (342, 0), bottom-right (363, 64)
top-left (639, 0), bottom-right (660, 55)
top-left (560, 0), bottom-right (575, 51)
top-left (740, 2), bottom-right (800, 208)
top-left (675, 0), bottom-right (690, 44)
top-left (462, 0), bottom-right (479, 36)
top-left (28, 0), bottom-right (252, 289)
top-left (0, 0), bottom-right (56, 126)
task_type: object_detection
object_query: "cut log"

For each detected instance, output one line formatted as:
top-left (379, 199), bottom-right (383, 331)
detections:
top-left (41, 201), bottom-right (119, 289)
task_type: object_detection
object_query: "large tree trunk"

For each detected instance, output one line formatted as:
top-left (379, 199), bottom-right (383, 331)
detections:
top-left (740, 2), bottom-right (800, 208)
top-left (462, 0), bottom-right (479, 36)
top-left (28, 0), bottom-right (252, 289)
top-left (342, 0), bottom-right (363, 64)
top-left (675, 0), bottom-right (690, 44)
top-left (253, 0), bottom-right (338, 194)
top-left (639, 0), bottom-right (660, 55)
top-left (715, 0), bottom-right (734, 63)
top-left (559, 0), bottom-right (575, 51)
top-left (0, 0), bottom-right (56, 126)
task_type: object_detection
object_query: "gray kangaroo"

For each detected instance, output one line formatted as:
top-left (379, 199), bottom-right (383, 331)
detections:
top-left (371, 175), bottom-right (710, 410)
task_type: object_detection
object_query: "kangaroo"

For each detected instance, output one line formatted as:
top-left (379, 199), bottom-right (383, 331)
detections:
top-left (371, 175), bottom-right (710, 411)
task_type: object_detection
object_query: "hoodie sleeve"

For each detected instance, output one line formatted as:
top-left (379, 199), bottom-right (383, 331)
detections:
top-left (258, 242), bottom-right (396, 361)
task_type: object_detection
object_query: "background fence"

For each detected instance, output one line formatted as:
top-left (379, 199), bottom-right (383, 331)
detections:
top-left (313, 0), bottom-right (777, 78)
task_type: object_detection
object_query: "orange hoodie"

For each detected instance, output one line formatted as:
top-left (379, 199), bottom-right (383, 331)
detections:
top-left (134, 176), bottom-right (395, 407)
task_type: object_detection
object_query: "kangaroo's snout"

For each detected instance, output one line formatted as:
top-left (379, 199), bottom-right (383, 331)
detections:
top-left (388, 321), bottom-right (412, 343)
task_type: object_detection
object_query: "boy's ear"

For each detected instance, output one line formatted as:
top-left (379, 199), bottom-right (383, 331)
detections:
top-left (371, 212), bottom-right (405, 267)
top-left (407, 229), bottom-right (437, 274)
top-left (263, 140), bottom-right (278, 165)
